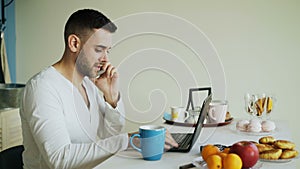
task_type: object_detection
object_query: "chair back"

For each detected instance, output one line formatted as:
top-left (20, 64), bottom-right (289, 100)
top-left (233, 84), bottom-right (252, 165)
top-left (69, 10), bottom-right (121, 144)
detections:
top-left (186, 87), bottom-right (212, 111)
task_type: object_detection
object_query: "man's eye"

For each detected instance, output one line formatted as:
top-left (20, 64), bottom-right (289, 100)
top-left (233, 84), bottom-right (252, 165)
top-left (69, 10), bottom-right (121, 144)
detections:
top-left (95, 49), bottom-right (103, 53)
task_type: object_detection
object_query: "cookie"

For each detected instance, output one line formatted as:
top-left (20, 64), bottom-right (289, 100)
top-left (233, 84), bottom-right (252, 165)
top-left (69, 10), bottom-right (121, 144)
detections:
top-left (274, 140), bottom-right (296, 150)
top-left (256, 143), bottom-right (274, 153)
top-left (259, 149), bottom-right (282, 160)
top-left (259, 136), bottom-right (275, 144)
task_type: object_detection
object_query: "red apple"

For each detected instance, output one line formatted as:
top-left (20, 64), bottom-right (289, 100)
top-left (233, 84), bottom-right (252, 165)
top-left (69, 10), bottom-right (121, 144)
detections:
top-left (229, 141), bottom-right (259, 168)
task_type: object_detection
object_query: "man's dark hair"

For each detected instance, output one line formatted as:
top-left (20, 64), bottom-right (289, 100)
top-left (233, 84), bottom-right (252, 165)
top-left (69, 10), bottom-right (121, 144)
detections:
top-left (64, 9), bottom-right (117, 46)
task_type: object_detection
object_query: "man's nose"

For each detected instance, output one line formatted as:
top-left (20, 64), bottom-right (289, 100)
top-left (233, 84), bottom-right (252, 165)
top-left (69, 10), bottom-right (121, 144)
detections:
top-left (99, 52), bottom-right (108, 62)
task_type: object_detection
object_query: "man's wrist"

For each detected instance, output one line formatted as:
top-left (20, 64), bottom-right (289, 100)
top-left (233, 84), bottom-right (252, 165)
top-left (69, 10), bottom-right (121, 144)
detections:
top-left (104, 92), bottom-right (120, 108)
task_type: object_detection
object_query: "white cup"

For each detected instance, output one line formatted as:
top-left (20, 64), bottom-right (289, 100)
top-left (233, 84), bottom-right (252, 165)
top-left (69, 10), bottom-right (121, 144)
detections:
top-left (171, 106), bottom-right (189, 122)
top-left (207, 100), bottom-right (228, 123)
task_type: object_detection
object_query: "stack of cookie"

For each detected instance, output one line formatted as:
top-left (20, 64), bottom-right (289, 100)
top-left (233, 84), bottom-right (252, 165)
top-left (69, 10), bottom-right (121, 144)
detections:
top-left (256, 136), bottom-right (298, 160)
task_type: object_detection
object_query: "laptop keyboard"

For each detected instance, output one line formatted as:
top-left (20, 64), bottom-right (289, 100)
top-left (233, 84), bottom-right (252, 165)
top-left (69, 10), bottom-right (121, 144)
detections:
top-left (171, 133), bottom-right (193, 149)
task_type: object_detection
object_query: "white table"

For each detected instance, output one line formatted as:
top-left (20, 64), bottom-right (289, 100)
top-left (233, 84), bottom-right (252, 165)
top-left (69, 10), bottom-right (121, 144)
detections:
top-left (95, 119), bottom-right (297, 169)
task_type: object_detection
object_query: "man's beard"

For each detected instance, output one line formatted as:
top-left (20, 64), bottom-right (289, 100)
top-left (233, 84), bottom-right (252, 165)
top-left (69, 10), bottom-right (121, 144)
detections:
top-left (76, 51), bottom-right (96, 78)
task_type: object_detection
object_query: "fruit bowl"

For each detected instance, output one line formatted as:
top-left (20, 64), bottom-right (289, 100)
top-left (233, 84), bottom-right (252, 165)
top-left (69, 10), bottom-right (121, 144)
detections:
top-left (199, 142), bottom-right (261, 169)
top-left (192, 156), bottom-right (263, 169)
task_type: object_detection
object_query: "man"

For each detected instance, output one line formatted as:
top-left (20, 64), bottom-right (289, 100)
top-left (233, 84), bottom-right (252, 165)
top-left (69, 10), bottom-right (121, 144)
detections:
top-left (20, 9), bottom-right (178, 169)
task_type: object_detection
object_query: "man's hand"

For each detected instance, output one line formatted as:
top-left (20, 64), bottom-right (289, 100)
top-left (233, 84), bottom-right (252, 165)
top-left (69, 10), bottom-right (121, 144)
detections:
top-left (164, 130), bottom-right (179, 150)
top-left (94, 62), bottom-right (119, 107)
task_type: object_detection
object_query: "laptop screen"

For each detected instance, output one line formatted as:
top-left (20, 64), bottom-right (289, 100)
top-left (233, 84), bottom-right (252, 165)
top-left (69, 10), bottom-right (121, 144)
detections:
top-left (190, 94), bottom-right (212, 147)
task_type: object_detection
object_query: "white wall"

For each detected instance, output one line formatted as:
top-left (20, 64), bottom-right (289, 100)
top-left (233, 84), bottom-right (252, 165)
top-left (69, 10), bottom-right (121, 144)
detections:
top-left (16, 0), bottom-right (300, 166)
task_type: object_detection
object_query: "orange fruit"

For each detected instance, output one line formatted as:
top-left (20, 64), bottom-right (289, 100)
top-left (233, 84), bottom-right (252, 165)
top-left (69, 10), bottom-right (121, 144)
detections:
top-left (222, 147), bottom-right (230, 154)
top-left (201, 145), bottom-right (220, 161)
top-left (218, 152), bottom-right (228, 159)
top-left (218, 152), bottom-right (228, 167)
top-left (206, 154), bottom-right (222, 169)
top-left (223, 153), bottom-right (243, 169)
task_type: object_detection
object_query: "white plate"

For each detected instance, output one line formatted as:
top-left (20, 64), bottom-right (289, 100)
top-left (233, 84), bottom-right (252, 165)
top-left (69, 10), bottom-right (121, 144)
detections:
top-left (192, 157), bottom-right (263, 169)
top-left (232, 122), bottom-right (277, 136)
top-left (260, 158), bottom-right (292, 163)
top-left (259, 154), bottom-right (299, 163)
top-left (163, 112), bottom-right (233, 127)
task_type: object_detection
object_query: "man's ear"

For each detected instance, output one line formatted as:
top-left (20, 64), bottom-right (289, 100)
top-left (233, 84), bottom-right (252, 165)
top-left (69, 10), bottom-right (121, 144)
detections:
top-left (68, 34), bottom-right (81, 52)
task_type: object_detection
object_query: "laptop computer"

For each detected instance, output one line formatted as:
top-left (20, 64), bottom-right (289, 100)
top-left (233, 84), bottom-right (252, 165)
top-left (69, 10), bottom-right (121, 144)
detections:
top-left (167, 93), bottom-right (212, 152)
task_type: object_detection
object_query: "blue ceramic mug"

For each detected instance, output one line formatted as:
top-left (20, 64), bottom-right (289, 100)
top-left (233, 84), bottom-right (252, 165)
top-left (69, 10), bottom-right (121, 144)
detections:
top-left (130, 125), bottom-right (166, 161)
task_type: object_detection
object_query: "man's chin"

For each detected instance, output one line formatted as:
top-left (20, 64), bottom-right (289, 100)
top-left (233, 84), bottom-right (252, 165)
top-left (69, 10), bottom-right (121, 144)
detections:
top-left (91, 75), bottom-right (98, 79)
top-left (85, 73), bottom-right (97, 79)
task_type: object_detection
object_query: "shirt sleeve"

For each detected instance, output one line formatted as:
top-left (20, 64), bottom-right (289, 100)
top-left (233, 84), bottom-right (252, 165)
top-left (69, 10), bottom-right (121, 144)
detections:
top-left (97, 94), bottom-right (127, 138)
top-left (21, 80), bottom-right (128, 169)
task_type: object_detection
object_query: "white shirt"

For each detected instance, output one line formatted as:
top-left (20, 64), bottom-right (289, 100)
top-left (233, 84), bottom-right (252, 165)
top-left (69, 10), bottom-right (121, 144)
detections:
top-left (20, 66), bottom-right (128, 169)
